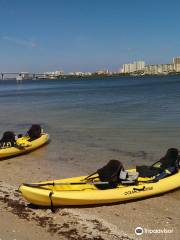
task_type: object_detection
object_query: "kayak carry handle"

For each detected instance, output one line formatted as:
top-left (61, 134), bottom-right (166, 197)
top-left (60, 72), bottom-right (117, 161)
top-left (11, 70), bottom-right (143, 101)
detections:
top-left (133, 186), bottom-right (146, 191)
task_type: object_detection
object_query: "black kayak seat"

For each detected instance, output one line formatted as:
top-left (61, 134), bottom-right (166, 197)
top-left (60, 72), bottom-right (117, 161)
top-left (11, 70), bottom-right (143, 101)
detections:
top-left (0, 131), bottom-right (16, 148)
top-left (85, 160), bottom-right (139, 189)
top-left (27, 124), bottom-right (42, 141)
top-left (136, 148), bottom-right (179, 179)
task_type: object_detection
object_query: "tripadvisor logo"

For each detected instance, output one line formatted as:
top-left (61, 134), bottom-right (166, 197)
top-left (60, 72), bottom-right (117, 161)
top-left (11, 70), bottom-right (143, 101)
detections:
top-left (135, 227), bottom-right (144, 236)
top-left (135, 226), bottom-right (174, 235)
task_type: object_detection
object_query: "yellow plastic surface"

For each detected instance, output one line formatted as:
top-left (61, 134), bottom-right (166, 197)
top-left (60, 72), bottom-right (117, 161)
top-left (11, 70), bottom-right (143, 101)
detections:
top-left (0, 133), bottom-right (49, 159)
top-left (19, 169), bottom-right (180, 206)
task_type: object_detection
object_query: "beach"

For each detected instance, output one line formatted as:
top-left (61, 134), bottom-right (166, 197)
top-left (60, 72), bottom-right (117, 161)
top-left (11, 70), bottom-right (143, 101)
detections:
top-left (0, 150), bottom-right (180, 240)
top-left (0, 76), bottom-right (180, 239)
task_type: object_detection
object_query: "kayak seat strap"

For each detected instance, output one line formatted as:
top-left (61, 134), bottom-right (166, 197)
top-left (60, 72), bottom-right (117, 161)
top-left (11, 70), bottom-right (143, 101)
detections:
top-left (84, 171), bottom-right (98, 181)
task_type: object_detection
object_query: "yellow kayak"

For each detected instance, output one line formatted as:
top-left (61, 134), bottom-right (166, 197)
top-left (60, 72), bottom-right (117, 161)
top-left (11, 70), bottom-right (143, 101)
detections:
top-left (0, 133), bottom-right (49, 159)
top-left (19, 170), bottom-right (180, 206)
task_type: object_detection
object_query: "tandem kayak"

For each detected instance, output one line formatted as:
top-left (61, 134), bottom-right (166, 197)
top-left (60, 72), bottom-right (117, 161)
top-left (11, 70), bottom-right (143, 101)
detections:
top-left (0, 133), bottom-right (49, 159)
top-left (19, 170), bottom-right (180, 206)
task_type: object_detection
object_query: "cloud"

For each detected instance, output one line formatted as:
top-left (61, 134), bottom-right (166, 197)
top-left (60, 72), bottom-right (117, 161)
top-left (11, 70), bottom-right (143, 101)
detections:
top-left (1, 36), bottom-right (37, 48)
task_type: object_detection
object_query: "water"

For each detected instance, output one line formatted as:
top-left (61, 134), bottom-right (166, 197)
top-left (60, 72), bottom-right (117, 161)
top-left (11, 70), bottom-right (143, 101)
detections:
top-left (0, 75), bottom-right (180, 170)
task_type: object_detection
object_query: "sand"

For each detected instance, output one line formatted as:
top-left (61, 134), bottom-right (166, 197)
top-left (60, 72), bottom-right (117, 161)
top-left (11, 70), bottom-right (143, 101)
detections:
top-left (0, 148), bottom-right (180, 240)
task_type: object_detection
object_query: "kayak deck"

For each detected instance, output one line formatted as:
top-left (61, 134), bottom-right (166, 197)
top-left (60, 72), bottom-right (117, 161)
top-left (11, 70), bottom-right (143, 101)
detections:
top-left (19, 170), bottom-right (180, 206)
top-left (0, 133), bottom-right (49, 159)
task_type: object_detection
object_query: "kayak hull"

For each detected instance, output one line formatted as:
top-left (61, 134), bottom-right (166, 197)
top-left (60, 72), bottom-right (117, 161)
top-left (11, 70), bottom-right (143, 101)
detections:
top-left (19, 170), bottom-right (180, 206)
top-left (0, 133), bottom-right (49, 159)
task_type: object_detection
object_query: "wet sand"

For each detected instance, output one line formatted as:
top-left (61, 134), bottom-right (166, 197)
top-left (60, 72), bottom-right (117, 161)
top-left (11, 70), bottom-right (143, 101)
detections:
top-left (0, 145), bottom-right (180, 240)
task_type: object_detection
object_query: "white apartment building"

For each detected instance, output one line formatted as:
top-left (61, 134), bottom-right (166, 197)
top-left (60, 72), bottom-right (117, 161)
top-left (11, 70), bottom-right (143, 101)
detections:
top-left (144, 65), bottom-right (158, 75)
top-left (161, 64), bottom-right (174, 73)
top-left (45, 70), bottom-right (64, 75)
top-left (121, 56), bottom-right (180, 75)
top-left (122, 61), bottom-right (145, 73)
top-left (173, 57), bottom-right (180, 72)
top-left (45, 70), bottom-right (64, 79)
top-left (144, 64), bottom-right (174, 75)
top-left (134, 61), bottom-right (145, 71)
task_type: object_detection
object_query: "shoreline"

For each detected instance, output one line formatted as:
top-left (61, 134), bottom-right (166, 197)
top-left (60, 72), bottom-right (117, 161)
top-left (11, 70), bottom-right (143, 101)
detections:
top-left (1, 72), bottom-right (180, 81)
top-left (0, 149), bottom-right (180, 240)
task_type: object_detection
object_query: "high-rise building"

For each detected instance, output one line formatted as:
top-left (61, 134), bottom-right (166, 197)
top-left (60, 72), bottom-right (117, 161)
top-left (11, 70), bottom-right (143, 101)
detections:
top-left (121, 57), bottom-right (180, 74)
top-left (144, 65), bottom-right (158, 74)
top-left (144, 63), bottom-right (174, 75)
top-left (121, 61), bottom-right (145, 73)
top-left (134, 61), bottom-right (145, 72)
top-left (122, 63), bottom-right (134, 73)
top-left (173, 57), bottom-right (180, 64)
top-left (173, 57), bottom-right (180, 72)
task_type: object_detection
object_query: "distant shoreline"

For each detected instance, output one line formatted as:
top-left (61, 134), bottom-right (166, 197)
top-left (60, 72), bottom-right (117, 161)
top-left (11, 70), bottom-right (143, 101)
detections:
top-left (1, 72), bottom-right (180, 81)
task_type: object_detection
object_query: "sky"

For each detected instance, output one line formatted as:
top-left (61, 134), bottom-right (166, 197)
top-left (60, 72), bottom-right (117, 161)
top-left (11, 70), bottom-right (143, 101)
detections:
top-left (0, 0), bottom-right (180, 73)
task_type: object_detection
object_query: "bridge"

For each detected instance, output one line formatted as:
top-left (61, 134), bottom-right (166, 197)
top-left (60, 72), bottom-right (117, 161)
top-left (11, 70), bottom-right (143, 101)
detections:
top-left (0, 72), bottom-right (47, 80)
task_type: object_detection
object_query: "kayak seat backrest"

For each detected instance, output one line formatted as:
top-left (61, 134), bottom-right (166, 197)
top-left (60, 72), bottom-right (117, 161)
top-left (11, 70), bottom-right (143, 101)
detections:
top-left (158, 148), bottom-right (179, 170)
top-left (136, 148), bottom-right (179, 178)
top-left (0, 131), bottom-right (16, 148)
top-left (27, 124), bottom-right (42, 141)
top-left (85, 160), bottom-right (139, 189)
top-left (97, 160), bottom-right (124, 184)
top-left (84, 160), bottom-right (124, 188)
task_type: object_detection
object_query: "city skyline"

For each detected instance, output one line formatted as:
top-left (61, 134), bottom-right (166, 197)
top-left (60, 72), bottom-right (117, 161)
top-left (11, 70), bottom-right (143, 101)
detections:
top-left (1, 55), bottom-right (180, 78)
top-left (121, 57), bottom-right (180, 74)
top-left (0, 0), bottom-right (180, 72)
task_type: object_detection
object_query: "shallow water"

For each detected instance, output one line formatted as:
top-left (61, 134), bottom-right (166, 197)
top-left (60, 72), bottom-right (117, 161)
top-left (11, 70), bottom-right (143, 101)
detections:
top-left (0, 75), bottom-right (180, 170)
